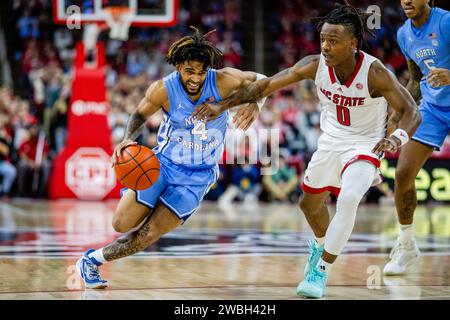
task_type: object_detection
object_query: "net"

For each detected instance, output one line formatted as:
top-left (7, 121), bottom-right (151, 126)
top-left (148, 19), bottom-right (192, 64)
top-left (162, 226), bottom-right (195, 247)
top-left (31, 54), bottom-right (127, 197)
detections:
top-left (103, 6), bottom-right (134, 41)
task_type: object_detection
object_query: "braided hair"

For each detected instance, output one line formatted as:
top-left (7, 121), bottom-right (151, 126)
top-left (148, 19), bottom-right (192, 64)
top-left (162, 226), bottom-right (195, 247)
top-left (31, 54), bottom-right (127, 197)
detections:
top-left (315, 1), bottom-right (375, 55)
top-left (166, 26), bottom-right (222, 69)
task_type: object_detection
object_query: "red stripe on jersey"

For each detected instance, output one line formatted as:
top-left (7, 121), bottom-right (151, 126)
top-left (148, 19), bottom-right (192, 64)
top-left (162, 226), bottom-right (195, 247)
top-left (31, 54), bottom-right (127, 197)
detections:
top-left (327, 51), bottom-right (365, 88)
top-left (345, 51), bottom-right (364, 88)
top-left (328, 66), bottom-right (337, 84)
top-left (301, 182), bottom-right (341, 196)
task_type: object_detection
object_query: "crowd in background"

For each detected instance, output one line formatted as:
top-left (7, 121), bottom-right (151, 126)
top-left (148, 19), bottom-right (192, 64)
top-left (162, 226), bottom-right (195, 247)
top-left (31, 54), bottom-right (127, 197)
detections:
top-left (0, 0), bottom-right (448, 202)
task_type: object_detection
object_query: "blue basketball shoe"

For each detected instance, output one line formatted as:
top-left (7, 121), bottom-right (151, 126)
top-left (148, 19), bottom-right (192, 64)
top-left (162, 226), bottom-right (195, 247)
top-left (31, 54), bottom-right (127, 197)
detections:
top-left (76, 249), bottom-right (108, 289)
top-left (296, 265), bottom-right (328, 298)
top-left (304, 239), bottom-right (324, 276)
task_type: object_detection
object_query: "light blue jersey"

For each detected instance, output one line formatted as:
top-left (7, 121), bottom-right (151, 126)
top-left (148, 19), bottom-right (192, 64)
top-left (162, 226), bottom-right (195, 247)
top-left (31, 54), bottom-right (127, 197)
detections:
top-left (156, 69), bottom-right (227, 168)
top-left (122, 68), bottom-right (226, 222)
top-left (397, 7), bottom-right (450, 107)
top-left (397, 7), bottom-right (450, 150)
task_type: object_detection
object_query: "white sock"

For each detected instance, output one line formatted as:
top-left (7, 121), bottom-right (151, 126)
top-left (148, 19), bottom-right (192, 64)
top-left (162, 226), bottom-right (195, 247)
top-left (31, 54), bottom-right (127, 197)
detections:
top-left (315, 236), bottom-right (325, 246)
top-left (88, 248), bottom-right (107, 265)
top-left (399, 224), bottom-right (414, 244)
top-left (317, 258), bottom-right (333, 273)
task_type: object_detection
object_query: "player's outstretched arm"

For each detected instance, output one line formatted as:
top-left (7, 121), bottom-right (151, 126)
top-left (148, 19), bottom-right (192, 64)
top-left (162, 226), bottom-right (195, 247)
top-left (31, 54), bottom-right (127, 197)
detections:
top-left (192, 55), bottom-right (320, 121)
top-left (214, 68), bottom-right (266, 130)
top-left (112, 80), bottom-right (167, 164)
top-left (369, 61), bottom-right (421, 154)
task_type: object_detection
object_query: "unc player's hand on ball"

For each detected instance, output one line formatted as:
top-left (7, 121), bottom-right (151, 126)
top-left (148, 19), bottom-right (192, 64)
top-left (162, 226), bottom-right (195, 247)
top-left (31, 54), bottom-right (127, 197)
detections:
top-left (372, 136), bottom-right (401, 155)
top-left (233, 103), bottom-right (259, 131)
top-left (112, 139), bottom-right (137, 166)
top-left (427, 68), bottom-right (450, 88)
top-left (192, 102), bottom-right (224, 122)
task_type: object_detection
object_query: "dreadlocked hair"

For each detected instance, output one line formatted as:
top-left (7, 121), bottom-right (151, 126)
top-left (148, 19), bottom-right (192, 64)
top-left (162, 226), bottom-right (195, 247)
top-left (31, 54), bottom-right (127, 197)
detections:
top-left (314, 1), bottom-right (375, 55)
top-left (166, 26), bottom-right (222, 69)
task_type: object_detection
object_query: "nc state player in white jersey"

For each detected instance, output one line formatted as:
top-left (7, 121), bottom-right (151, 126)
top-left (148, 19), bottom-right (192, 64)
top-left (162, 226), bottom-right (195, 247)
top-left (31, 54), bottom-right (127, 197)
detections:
top-left (193, 3), bottom-right (421, 298)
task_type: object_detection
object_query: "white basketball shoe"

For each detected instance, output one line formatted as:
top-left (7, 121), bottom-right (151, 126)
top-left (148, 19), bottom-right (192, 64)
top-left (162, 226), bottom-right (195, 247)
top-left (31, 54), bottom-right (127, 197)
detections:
top-left (383, 238), bottom-right (420, 276)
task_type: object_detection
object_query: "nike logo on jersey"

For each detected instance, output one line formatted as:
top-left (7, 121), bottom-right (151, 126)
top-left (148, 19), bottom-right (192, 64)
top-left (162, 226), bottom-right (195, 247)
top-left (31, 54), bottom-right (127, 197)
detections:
top-left (178, 103), bottom-right (185, 109)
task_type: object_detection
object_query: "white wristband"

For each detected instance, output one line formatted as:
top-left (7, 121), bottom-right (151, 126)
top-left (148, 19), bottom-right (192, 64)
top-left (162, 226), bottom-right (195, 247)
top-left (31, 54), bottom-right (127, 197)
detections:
top-left (255, 73), bottom-right (268, 111)
top-left (390, 128), bottom-right (409, 146)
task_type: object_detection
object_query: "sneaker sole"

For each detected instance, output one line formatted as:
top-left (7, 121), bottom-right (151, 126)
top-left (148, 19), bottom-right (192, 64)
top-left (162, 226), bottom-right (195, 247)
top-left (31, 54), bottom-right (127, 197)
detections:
top-left (296, 288), bottom-right (323, 299)
top-left (296, 283), bottom-right (325, 299)
top-left (383, 255), bottom-right (420, 276)
top-left (75, 258), bottom-right (108, 290)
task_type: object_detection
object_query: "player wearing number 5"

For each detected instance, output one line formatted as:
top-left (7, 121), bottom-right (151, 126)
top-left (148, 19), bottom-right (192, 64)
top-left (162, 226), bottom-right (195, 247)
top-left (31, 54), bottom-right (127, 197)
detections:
top-left (192, 4), bottom-right (421, 298)
top-left (383, 0), bottom-right (450, 276)
top-left (75, 27), bottom-right (268, 289)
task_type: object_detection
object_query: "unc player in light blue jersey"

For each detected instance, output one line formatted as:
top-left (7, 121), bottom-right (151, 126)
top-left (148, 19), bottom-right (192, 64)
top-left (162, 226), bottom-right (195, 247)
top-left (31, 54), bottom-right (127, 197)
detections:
top-left (75, 28), bottom-right (267, 289)
top-left (384, 0), bottom-right (450, 276)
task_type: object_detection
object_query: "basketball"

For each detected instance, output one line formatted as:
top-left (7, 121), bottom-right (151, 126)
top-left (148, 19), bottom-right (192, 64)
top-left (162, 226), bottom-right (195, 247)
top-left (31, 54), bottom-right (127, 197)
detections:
top-left (114, 145), bottom-right (160, 190)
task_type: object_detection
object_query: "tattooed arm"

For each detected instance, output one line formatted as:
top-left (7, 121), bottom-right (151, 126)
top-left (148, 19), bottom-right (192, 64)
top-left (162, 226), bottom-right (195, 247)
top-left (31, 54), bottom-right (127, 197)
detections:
top-left (192, 55), bottom-right (320, 121)
top-left (112, 80), bottom-right (168, 164)
top-left (387, 59), bottom-right (422, 134)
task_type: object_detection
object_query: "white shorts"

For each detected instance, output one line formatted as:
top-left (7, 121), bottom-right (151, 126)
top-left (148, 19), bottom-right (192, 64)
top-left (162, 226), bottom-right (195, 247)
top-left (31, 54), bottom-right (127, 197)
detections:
top-left (301, 148), bottom-right (383, 196)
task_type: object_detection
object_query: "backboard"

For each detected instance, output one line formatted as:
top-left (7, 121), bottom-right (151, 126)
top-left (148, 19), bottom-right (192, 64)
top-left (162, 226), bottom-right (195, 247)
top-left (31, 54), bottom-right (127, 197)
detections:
top-left (53, 0), bottom-right (178, 27)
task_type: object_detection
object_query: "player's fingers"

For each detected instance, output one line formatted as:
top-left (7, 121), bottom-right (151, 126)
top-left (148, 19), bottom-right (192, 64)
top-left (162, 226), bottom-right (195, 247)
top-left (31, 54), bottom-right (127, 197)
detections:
top-left (191, 105), bottom-right (202, 118)
top-left (387, 140), bottom-right (399, 153)
top-left (237, 116), bottom-right (249, 130)
top-left (242, 114), bottom-right (255, 131)
top-left (371, 143), bottom-right (380, 153)
top-left (371, 141), bottom-right (385, 154)
top-left (235, 110), bottom-right (250, 128)
top-left (193, 108), bottom-right (204, 120)
top-left (242, 116), bottom-right (254, 131)
top-left (427, 74), bottom-right (436, 83)
top-left (233, 109), bottom-right (245, 123)
top-left (198, 108), bottom-right (212, 121)
top-left (428, 73), bottom-right (440, 86)
top-left (125, 141), bottom-right (137, 149)
top-left (234, 116), bottom-right (244, 129)
top-left (112, 152), bottom-right (118, 167)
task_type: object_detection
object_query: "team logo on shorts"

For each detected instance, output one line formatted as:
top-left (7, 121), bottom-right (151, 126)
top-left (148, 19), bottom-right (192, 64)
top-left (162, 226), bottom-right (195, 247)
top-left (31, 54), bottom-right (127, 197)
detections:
top-left (356, 83), bottom-right (363, 90)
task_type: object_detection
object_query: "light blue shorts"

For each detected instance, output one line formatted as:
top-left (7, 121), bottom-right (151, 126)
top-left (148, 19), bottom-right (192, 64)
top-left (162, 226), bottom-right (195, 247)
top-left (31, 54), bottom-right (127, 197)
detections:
top-left (121, 153), bottom-right (218, 222)
top-left (412, 101), bottom-right (450, 150)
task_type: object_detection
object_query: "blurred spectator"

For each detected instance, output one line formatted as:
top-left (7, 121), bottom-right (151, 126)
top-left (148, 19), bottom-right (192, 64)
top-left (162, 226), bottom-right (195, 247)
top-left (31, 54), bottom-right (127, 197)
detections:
top-left (262, 150), bottom-right (299, 202)
top-left (16, 124), bottom-right (50, 197)
top-left (17, 9), bottom-right (40, 39)
top-left (217, 31), bottom-right (243, 68)
top-left (218, 158), bottom-right (261, 207)
top-left (0, 131), bottom-right (17, 199)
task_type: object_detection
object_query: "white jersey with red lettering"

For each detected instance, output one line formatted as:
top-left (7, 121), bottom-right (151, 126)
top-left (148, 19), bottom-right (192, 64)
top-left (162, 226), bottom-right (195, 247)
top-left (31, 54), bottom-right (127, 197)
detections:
top-left (301, 51), bottom-right (387, 195)
top-left (315, 50), bottom-right (388, 151)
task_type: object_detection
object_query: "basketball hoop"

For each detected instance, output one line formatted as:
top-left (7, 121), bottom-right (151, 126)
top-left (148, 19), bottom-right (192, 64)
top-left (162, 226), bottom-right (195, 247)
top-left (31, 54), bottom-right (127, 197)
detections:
top-left (103, 6), bottom-right (134, 41)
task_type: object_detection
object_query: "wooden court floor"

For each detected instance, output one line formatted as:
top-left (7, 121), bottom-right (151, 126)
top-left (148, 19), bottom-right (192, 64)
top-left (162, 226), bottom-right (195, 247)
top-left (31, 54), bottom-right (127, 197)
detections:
top-left (0, 199), bottom-right (449, 300)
